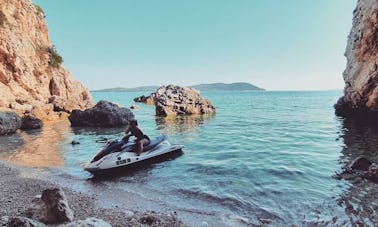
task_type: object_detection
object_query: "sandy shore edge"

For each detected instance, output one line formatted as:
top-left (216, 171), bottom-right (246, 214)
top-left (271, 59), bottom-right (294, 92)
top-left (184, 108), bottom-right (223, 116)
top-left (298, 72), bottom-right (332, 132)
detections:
top-left (0, 160), bottom-right (186, 227)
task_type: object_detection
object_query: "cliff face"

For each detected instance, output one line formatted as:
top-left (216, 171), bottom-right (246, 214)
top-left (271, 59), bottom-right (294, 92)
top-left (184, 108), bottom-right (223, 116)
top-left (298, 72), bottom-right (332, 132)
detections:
top-left (0, 0), bottom-right (93, 120)
top-left (335, 0), bottom-right (378, 117)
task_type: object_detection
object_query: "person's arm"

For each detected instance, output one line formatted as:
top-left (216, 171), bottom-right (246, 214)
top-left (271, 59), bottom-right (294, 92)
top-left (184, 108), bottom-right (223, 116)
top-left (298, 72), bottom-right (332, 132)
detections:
top-left (122, 128), bottom-right (132, 142)
top-left (122, 133), bottom-right (130, 140)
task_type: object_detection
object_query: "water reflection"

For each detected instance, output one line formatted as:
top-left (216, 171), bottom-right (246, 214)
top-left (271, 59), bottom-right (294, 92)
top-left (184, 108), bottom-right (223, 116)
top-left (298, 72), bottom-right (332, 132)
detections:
top-left (71, 126), bottom-right (124, 136)
top-left (155, 114), bottom-right (214, 135)
top-left (337, 117), bottom-right (378, 225)
top-left (5, 120), bottom-right (71, 168)
top-left (0, 131), bottom-right (25, 157)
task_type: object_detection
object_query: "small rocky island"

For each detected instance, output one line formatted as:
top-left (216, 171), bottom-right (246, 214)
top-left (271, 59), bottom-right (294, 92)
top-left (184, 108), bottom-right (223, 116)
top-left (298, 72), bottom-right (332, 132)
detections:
top-left (134, 84), bottom-right (216, 117)
top-left (335, 0), bottom-right (378, 118)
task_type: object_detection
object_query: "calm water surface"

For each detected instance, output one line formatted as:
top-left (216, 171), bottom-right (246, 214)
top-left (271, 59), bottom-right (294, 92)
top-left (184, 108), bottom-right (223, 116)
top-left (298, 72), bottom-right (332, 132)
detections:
top-left (2, 90), bottom-right (378, 226)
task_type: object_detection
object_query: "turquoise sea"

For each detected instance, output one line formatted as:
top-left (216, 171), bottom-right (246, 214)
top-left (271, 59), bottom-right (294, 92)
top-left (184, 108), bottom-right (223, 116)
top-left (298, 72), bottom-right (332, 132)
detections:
top-left (2, 90), bottom-right (378, 226)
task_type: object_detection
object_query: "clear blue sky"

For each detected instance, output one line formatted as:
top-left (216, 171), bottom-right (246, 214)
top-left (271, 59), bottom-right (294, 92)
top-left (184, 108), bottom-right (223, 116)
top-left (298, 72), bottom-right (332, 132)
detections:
top-left (34, 0), bottom-right (356, 90)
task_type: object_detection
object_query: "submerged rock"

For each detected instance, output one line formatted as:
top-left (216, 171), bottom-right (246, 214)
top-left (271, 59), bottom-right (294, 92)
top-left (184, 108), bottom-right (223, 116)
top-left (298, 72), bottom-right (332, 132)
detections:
top-left (71, 140), bottom-right (80, 145)
top-left (0, 111), bottom-right (21, 135)
top-left (133, 95), bottom-right (155, 105)
top-left (335, 0), bottom-right (378, 117)
top-left (341, 157), bottom-right (378, 182)
top-left (21, 115), bottom-right (43, 130)
top-left (130, 105), bottom-right (140, 110)
top-left (368, 163), bottom-right (378, 178)
top-left (347, 157), bottom-right (372, 171)
top-left (68, 100), bottom-right (134, 127)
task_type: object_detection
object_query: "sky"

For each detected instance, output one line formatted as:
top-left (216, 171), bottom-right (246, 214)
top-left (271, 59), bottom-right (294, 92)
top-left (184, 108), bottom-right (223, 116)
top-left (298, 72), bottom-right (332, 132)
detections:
top-left (34, 0), bottom-right (357, 91)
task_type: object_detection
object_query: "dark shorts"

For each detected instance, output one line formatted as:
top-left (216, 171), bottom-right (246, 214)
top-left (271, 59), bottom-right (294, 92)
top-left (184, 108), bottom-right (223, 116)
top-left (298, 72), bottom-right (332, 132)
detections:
top-left (136, 135), bottom-right (150, 142)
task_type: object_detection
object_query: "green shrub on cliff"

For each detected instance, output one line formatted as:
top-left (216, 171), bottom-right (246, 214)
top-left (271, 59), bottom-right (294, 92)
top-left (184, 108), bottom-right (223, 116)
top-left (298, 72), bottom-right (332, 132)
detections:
top-left (47, 46), bottom-right (63, 68)
top-left (33, 3), bottom-right (45, 17)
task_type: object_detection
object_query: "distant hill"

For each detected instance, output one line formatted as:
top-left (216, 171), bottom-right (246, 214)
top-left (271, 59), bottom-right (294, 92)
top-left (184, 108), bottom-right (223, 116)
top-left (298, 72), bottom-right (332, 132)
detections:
top-left (92, 86), bottom-right (159, 92)
top-left (190, 82), bottom-right (264, 91)
top-left (92, 82), bottom-right (264, 92)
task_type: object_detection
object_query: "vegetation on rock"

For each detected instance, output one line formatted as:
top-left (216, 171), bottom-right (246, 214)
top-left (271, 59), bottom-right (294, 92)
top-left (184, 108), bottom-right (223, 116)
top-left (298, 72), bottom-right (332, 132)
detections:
top-left (47, 46), bottom-right (63, 68)
top-left (0, 0), bottom-right (93, 117)
top-left (33, 3), bottom-right (45, 17)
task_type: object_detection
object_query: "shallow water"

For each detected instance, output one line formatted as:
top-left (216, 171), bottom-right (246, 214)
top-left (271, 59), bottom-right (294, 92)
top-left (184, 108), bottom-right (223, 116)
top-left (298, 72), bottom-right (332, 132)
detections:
top-left (2, 90), bottom-right (378, 225)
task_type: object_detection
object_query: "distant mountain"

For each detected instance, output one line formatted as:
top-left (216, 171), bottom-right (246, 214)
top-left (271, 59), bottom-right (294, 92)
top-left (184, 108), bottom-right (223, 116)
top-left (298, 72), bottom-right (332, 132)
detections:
top-left (190, 82), bottom-right (264, 91)
top-left (92, 86), bottom-right (159, 92)
top-left (92, 82), bottom-right (264, 92)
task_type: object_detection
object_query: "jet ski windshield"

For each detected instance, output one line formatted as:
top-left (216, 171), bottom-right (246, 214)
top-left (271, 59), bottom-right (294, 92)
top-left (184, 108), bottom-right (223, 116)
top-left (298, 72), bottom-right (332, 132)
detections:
top-left (91, 139), bottom-right (124, 162)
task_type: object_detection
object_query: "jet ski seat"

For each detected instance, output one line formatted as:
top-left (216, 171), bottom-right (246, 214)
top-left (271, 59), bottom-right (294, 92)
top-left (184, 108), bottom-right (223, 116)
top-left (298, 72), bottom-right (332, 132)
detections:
top-left (122, 135), bottom-right (167, 152)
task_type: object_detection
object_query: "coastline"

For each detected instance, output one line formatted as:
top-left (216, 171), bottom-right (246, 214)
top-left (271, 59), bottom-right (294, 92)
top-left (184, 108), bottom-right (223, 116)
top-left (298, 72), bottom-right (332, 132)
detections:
top-left (0, 118), bottom-right (247, 227)
top-left (0, 160), bottom-right (185, 227)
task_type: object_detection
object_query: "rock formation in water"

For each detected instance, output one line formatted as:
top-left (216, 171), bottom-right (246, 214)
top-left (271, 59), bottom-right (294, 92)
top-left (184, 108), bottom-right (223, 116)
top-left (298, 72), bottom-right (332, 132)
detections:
top-left (337, 157), bottom-right (378, 182)
top-left (133, 95), bottom-right (155, 105)
top-left (335, 0), bottom-right (378, 117)
top-left (135, 85), bottom-right (216, 117)
top-left (69, 100), bottom-right (134, 127)
top-left (0, 0), bottom-right (93, 121)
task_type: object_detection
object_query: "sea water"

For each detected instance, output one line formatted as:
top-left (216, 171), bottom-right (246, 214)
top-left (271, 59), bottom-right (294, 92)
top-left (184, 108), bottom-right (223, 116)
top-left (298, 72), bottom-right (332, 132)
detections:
top-left (2, 90), bottom-right (378, 226)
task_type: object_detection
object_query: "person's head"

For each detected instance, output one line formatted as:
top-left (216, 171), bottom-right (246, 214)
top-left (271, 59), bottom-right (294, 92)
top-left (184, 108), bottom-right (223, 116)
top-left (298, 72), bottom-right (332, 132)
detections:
top-left (129, 119), bottom-right (138, 127)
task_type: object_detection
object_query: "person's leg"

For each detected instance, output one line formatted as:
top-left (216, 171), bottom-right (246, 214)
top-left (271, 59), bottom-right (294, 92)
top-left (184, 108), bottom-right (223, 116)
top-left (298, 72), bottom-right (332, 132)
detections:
top-left (135, 138), bottom-right (150, 156)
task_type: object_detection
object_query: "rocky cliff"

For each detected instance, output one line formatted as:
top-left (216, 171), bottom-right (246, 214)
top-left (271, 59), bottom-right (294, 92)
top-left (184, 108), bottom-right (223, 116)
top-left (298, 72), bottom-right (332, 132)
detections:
top-left (0, 0), bottom-right (93, 120)
top-left (335, 0), bottom-right (378, 117)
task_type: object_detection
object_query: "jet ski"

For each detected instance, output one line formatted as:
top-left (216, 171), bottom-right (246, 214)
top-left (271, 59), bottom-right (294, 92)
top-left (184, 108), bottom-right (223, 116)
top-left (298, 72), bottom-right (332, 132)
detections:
top-left (84, 135), bottom-right (184, 174)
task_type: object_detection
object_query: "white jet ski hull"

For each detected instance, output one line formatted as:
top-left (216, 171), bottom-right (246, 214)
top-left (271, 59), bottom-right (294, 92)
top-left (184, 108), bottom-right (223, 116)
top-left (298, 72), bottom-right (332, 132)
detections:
top-left (84, 137), bottom-right (183, 174)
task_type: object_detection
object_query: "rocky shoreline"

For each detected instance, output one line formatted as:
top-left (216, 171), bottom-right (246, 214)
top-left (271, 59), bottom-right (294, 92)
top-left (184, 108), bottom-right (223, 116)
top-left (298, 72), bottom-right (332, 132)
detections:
top-left (0, 161), bottom-right (186, 227)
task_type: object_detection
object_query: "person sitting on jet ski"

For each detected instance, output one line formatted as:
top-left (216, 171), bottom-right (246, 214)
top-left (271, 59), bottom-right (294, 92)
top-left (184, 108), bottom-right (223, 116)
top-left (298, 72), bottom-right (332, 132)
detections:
top-left (122, 119), bottom-right (150, 156)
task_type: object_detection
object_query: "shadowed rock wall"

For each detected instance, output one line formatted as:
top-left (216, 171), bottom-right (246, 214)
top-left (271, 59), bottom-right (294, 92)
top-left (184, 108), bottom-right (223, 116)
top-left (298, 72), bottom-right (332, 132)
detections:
top-left (336, 0), bottom-right (378, 117)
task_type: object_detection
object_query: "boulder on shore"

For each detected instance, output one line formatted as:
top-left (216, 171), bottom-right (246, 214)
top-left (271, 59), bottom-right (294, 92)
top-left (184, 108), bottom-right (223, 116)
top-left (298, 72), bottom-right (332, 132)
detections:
top-left (68, 100), bottom-right (134, 127)
top-left (0, 112), bottom-right (21, 135)
top-left (134, 85), bottom-right (216, 117)
top-left (21, 115), bottom-right (43, 130)
top-left (26, 188), bottom-right (73, 224)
